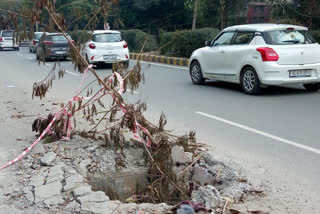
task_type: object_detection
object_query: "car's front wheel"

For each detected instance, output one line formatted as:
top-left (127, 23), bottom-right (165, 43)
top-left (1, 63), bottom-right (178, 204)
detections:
top-left (240, 67), bottom-right (262, 95)
top-left (303, 83), bottom-right (320, 92)
top-left (190, 61), bottom-right (205, 85)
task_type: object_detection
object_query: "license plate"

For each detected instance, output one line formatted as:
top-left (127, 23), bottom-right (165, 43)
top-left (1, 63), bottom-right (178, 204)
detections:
top-left (289, 69), bottom-right (312, 78)
top-left (104, 55), bottom-right (117, 60)
top-left (56, 51), bottom-right (66, 54)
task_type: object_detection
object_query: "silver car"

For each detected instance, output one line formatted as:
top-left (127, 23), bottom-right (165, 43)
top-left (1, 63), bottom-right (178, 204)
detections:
top-left (29, 32), bottom-right (44, 53)
top-left (0, 30), bottom-right (19, 51)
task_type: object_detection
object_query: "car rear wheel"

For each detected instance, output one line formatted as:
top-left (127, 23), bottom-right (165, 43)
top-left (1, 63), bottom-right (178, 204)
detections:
top-left (190, 61), bottom-right (205, 85)
top-left (303, 83), bottom-right (320, 92)
top-left (240, 67), bottom-right (261, 95)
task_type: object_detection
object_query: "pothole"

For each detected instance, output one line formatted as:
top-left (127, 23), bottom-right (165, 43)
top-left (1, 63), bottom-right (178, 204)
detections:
top-left (88, 171), bottom-right (149, 202)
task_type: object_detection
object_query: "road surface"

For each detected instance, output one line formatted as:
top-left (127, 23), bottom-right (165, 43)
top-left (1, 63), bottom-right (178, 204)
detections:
top-left (1, 47), bottom-right (319, 213)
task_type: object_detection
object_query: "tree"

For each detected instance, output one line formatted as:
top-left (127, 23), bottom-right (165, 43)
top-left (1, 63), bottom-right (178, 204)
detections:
top-left (272, 0), bottom-right (320, 29)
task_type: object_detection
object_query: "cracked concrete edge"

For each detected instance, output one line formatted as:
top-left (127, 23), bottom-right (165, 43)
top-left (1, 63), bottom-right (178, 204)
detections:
top-left (130, 53), bottom-right (189, 67)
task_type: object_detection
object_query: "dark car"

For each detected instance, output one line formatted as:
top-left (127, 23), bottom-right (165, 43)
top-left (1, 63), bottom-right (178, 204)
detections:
top-left (36, 33), bottom-right (74, 60)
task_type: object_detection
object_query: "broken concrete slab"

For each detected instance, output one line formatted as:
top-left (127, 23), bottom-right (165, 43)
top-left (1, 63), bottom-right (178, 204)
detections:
top-left (191, 164), bottom-right (215, 186)
top-left (81, 200), bottom-right (121, 214)
top-left (63, 174), bottom-right (84, 192)
top-left (34, 181), bottom-right (62, 202)
top-left (28, 175), bottom-right (45, 187)
top-left (171, 145), bottom-right (190, 164)
top-left (192, 185), bottom-right (221, 210)
top-left (43, 195), bottom-right (65, 207)
top-left (22, 186), bottom-right (34, 204)
top-left (77, 191), bottom-right (109, 204)
top-left (46, 164), bottom-right (65, 184)
top-left (40, 151), bottom-right (56, 166)
top-left (72, 185), bottom-right (92, 198)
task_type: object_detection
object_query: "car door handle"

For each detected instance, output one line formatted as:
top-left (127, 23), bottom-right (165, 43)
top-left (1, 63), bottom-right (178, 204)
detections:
top-left (219, 49), bottom-right (225, 53)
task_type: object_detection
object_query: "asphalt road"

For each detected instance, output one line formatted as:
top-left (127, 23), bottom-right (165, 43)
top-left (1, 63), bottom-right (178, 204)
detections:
top-left (1, 47), bottom-right (320, 212)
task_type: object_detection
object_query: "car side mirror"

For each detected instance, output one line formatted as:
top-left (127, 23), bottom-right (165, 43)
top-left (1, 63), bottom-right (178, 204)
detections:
top-left (205, 40), bottom-right (212, 47)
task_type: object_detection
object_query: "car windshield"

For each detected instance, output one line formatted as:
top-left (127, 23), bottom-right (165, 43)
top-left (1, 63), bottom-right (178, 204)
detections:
top-left (2, 31), bottom-right (14, 37)
top-left (35, 33), bottom-right (43, 40)
top-left (265, 30), bottom-right (316, 45)
top-left (93, 33), bottom-right (122, 43)
top-left (50, 35), bottom-right (70, 41)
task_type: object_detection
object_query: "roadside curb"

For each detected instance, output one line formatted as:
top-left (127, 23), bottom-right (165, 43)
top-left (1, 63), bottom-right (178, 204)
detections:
top-left (130, 53), bottom-right (189, 67)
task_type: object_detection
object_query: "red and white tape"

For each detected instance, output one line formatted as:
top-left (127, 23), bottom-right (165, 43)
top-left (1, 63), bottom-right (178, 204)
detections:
top-left (0, 69), bottom-right (151, 170)
top-left (0, 65), bottom-right (93, 170)
top-left (109, 72), bottom-right (151, 147)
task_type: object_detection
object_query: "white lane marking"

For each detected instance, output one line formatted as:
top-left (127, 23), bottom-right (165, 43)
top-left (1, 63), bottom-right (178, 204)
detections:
top-left (26, 57), bottom-right (33, 60)
top-left (45, 63), bottom-right (51, 67)
top-left (17, 53), bottom-right (22, 56)
top-left (195, 111), bottom-right (320, 155)
top-left (65, 70), bottom-right (80, 76)
top-left (131, 60), bottom-right (188, 70)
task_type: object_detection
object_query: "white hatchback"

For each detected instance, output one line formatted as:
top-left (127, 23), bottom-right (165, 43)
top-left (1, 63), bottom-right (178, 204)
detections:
top-left (0, 30), bottom-right (19, 51)
top-left (82, 30), bottom-right (129, 67)
top-left (189, 24), bottom-right (320, 94)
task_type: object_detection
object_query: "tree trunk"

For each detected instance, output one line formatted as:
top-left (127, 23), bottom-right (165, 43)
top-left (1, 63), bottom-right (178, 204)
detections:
top-left (192, 0), bottom-right (199, 31)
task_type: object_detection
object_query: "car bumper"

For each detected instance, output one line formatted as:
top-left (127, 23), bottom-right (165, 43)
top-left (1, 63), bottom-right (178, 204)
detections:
top-left (0, 43), bottom-right (19, 48)
top-left (47, 50), bottom-right (70, 58)
top-left (87, 51), bottom-right (129, 64)
top-left (258, 62), bottom-right (320, 85)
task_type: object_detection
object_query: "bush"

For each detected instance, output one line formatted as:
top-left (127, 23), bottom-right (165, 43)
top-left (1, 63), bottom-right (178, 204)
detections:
top-left (68, 30), bottom-right (91, 44)
top-left (120, 29), bottom-right (158, 53)
top-left (159, 28), bottom-right (220, 58)
top-left (311, 30), bottom-right (320, 43)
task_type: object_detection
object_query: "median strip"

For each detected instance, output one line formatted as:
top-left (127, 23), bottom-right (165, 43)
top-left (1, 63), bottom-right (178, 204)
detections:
top-left (130, 53), bottom-right (189, 67)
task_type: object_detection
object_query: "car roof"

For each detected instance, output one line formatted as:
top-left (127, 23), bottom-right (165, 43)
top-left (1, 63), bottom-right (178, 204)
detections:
top-left (223, 24), bottom-right (308, 32)
top-left (44, 32), bottom-right (69, 36)
top-left (92, 30), bottom-right (121, 34)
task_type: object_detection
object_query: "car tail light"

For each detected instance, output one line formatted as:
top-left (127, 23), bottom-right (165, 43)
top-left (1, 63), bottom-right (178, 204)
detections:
top-left (125, 55), bottom-right (128, 59)
top-left (91, 56), bottom-right (94, 60)
top-left (44, 41), bottom-right (54, 45)
top-left (33, 40), bottom-right (37, 45)
top-left (123, 41), bottom-right (128, 49)
top-left (89, 43), bottom-right (96, 49)
top-left (256, 47), bottom-right (279, 61)
top-left (0, 37), bottom-right (3, 42)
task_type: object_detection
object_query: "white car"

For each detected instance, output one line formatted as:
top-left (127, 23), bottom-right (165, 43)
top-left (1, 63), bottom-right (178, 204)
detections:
top-left (29, 32), bottom-right (44, 53)
top-left (189, 24), bottom-right (320, 94)
top-left (0, 30), bottom-right (19, 51)
top-left (82, 30), bottom-right (129, 67)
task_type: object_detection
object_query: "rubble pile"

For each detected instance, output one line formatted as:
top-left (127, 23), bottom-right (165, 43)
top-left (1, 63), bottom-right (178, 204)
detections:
top-left (13, 136), bottom-right (251, 214)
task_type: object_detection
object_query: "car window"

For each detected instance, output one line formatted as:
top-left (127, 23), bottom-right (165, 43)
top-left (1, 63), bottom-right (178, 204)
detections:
top-left (50, 35), bottom-right (69, 41)
top-left (265, 30), bottom-right (316, 45)
top-left (2, 31), bottom-right (14, 37)
top-left (213, 32), bottom-right (235, 46)
top-left (93, 33), bottom-right (122, 43)
top-left (35, 33), bottom-right (43, 40)
top-left (233, 31), bottom-right (254, 45)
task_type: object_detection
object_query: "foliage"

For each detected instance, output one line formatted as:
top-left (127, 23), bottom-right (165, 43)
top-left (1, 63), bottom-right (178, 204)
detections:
top-left (159, 28), bottom-right (220, 58)
top-left (68, 30), bottom-right (91, 44)
top-left (272, 0), bottom-right (320, 29)
top-left (116, 0), bottom-right (191, 32)
top-left (120, 29), bottom-right (158, 52)
top-left (311, 30), bottom-right (320, 43)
